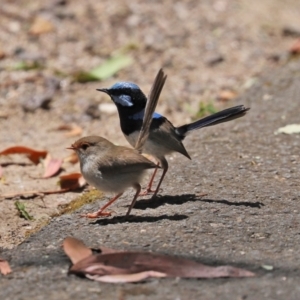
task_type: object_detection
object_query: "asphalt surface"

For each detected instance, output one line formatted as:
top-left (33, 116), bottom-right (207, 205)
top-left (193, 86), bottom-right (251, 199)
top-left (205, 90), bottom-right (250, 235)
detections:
top-left (1, 61), bottom-right (300, 300)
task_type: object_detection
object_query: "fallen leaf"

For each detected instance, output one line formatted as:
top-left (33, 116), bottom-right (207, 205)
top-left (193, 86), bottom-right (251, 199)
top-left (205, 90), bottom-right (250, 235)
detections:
top-left (15, 201), bottom-right (33, 220)
top-left (75, 54), bottom-right (133, 83)
top-left (87, 271), bottom-right (166, 283)
top-left (59, 173), bottom-right (86, 190)
top-left (0, 146), bottom-right (47, 164)
top-left (42, 154), bottom-right (63, 178)
top-left (29, 16), bottom-right (54, 35)
top-left (0, 258), bottom-right (12, 275)
top-left (1, 175), bottom-right (86, 200)
top-left (0, 49), bottom-right (5, 60)
top-left (90, 54), bottom-right (133, 80)
top-left (289, 39), bottom-right (300, 54)
top-left (275, 124), bottom-right (300, 135)
top-left (195, 102), bottom-right (217, 118)
top-left (261, 265), bottom-right (274, 271)
top-left (63, 237), bottom-right (92, 265)
top-left (63, 152), bottom-right (79, 164)
top-left (64, 238), bottom-right (255, 283)
top-left (217, 90), bottom-right (237, 102)
top-left (56, 124), bottom-right (83, 137)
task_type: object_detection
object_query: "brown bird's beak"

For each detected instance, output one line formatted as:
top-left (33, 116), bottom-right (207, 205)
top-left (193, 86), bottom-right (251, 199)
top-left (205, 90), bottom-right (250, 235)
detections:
top-left (66, 145), bottom-right (76, 150)
top-left (96, 88), bottom-right (109, 94)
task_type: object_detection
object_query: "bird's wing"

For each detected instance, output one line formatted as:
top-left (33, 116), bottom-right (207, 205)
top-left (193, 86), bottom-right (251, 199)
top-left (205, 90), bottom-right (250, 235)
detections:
top-left (148, 117), bottom-right (191, 159)
top-left (99, 147), bottom-right (158, 175)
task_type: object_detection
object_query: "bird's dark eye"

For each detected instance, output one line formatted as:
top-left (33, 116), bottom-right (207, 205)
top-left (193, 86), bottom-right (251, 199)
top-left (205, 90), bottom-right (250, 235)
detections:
top-left (81, 143), bottom-right (89, 150)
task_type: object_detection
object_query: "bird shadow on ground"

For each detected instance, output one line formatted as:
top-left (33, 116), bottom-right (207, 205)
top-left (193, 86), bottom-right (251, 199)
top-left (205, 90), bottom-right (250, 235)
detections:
top-left (92, 214), bottom-right (188, 226)
top-left (199, 198), bottom-right (264, 208)
top-left (133, 194), bottom-right (264, 210)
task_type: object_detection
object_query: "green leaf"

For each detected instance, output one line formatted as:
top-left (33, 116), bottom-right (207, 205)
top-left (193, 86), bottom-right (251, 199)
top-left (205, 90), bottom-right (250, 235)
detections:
top-left (195, 101), bottom-right (217, 119)
top-left (75, 54), bottom-right (133, 83)
top-left (15, 201), bottom-right (33, 220)
top-left (90, 54), bottom-right (133, 80)
top-left (12, 61), bottom-right (42, 71)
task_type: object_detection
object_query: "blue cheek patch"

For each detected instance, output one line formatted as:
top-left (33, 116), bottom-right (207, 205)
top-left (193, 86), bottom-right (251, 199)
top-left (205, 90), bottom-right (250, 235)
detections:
top-left (152, 112), bottom-right (162, 119)
top-left (129, 110), bottom-right (162, 120)
top-left (113, 94), bottom-right (133, 107)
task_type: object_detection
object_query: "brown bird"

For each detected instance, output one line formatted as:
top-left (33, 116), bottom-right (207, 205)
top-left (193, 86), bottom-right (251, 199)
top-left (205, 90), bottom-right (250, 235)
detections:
top-left (69, 136), bottom-right (160, 218)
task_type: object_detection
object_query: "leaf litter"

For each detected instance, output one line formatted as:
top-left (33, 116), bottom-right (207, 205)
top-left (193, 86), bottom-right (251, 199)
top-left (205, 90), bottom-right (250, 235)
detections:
top-left (63, 237), bottom-right (255, 283)
top-left (15, 201), bottom-right (34, 220)
top-left (275, 124), bottom-right (300, 134)
top-left (0, 173), bottom-right (86, 200)
top-left (0, 258), bottom-right (12, 276)
top-left (41, 154), bottom-right (63, 178)
top-left (0, 146), bottom-right (47, 164)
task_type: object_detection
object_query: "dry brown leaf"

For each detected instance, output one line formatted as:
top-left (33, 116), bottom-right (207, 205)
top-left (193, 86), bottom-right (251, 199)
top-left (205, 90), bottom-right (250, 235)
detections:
top-left (87, 271), bottom-right (166, 283)
top-left (63, 237), bottom-right (92, 265)
top-left (0, 49), bottom-right (5, 60)
top-left (0, 146), bottom-right (47, 164)
top-left (217, 90), bottom-right (237, 102)
top-left (64, 237), bottom-right (255, 283)
top-left (56, 124), bottom-right (83, 137)
top-left (63, 152), bottom-right (79, 164)
top-left (29, 16), bottom-right (54, 35)
top-left (0, 258), bottom-right (12, 275)
top-left (59, 173), bottom-right (86, 190)
top-left (289, 39), bottom-right (300, 54)
top-left (42, 154), bottom-right (63, 178)
top-left (1, 174), bottom-right (86, 200)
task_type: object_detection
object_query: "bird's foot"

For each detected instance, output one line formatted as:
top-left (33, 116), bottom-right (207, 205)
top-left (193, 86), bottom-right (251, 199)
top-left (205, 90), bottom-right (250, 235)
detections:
top-left (80, 210), bottom-right (113, 218)
top-left (139, 187), bottom-right (156, 196)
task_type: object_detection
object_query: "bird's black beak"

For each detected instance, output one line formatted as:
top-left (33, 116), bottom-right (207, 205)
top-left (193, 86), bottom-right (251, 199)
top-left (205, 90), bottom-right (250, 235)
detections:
top-left (96, 88), bottom-right (109, 94)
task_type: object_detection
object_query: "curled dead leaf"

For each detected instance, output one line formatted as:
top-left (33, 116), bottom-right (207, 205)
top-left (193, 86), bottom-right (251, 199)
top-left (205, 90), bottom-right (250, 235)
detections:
top-left (217, 90), bottom-right (237, 102)
top-left (64, 237), bottom-right (255, 283)
top-left (63, 237), bottom-right (92, 265)
top-left (87, 271), bottom-right (166, 283)
top-left (0, 146), bottom-right (47, 164)
top-left (59, 173), bottom-right (86, 190)
top-left (0, 258), bottom-right (12, 275)
top-left (42, 154), bottom-right (63, 178)
top-left (56, 124), bottom-right (83, 137)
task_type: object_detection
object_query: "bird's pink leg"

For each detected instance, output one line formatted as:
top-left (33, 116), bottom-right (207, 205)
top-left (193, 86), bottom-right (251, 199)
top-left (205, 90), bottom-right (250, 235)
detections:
top-left (139, 166), bottom-right (159, 196)
top-left (152, 165), bottom-right (168, 197)
top-left (81, 193), bottom-right (123, 218)
top-left (126, 183), bottom-right (141, 217)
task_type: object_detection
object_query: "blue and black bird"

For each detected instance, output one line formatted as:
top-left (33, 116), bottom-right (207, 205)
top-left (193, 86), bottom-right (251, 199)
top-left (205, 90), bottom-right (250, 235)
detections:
top-left (97, 82), bottom-right (249, 196)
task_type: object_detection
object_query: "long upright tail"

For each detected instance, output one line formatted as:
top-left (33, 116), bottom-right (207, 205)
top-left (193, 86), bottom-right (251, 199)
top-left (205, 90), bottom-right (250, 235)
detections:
top-left (175, 105), bottom-right (250, 138)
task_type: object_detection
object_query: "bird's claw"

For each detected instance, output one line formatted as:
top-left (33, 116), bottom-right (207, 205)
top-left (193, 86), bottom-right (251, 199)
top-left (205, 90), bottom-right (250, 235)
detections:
top-left (139, 188), bottom-right (156, 196)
